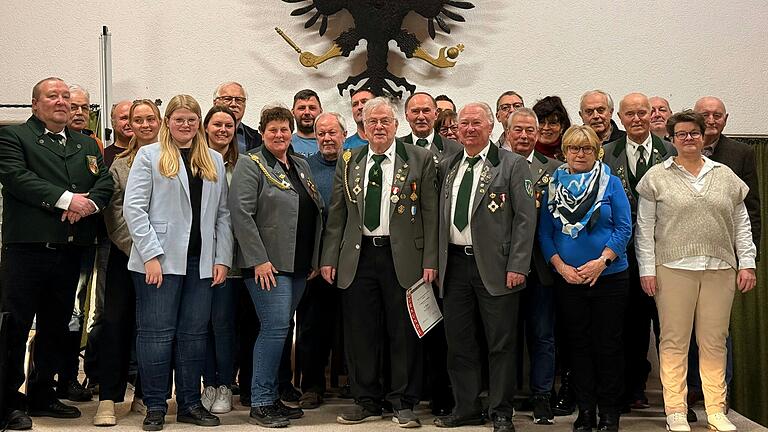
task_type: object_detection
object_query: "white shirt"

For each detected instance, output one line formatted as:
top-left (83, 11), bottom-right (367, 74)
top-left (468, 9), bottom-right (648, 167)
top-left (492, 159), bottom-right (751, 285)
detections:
top-left (410, 131), bottom-right (435, 152)
top-left (362, 141), bottom-right (396, 236)
top-left (449, 143), bottom-right (491, 245)
top-left (525, 150), bottom-right (535, 164)
top-left (626, 133), bottom-right (652, 176)
top-left (45, 129), bottom-right (74, 210)
top-left (635, 156), bottom-right (756, 276)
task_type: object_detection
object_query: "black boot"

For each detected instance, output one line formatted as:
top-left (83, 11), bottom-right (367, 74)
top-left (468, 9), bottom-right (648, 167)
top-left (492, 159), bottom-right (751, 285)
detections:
top-left (553, 370), bottom-right (576, 416)
top-left (597, 412), bottom-right (620, 431)
top-left (572, 408), bottom-right (597, 432)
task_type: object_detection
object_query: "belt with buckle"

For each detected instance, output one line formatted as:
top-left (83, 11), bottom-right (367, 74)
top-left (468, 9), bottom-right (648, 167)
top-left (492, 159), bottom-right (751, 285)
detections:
top-left (363, 236), bottom-right (391, 247)
top-left (449, 244), bottom-right (474, 256)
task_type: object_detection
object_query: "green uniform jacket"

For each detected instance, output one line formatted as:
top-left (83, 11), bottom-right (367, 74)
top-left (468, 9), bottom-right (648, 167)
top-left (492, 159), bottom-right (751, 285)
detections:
top-left (0, 115), bottom-right (113, 246)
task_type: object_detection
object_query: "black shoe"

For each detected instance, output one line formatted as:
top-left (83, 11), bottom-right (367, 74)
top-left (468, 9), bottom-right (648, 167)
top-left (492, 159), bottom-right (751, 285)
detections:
top-left (533, 394), bottom-right (554, 425)
top-left (382, 400), bottom-right (394, 415)
top-left (230, 384), bottom-right (240, 396)
top-left (275, 399), bottom-right (304, 419)
top-left (597, 412), bottom-right (619, 431)
top-left (4, 410), bottom-right (33, 430)
top-left (431, 405), bottom-right (453, 417)
top-left (434, 413), bottom-right (485, 427)
top-left (687, 408), bottom-right (698, 423)
top-left (240, 395), bottom-right (251, 407)
top-left (493, 415), bottom-right (515, 432)
top-left (553, 371), bottom-right (575, 416)
top-left (142, 411), bottom-right (165, 431)
top-left (28, 400), bottom-right (81, 418)
top-left (278, 385), bottom-right (301, 403)
top-left (177, 405), bottom-right (220, 427)
top-left (249, 404), bottom-right (290, 428)
top-left (572, 409), bottom-right (597, 432)
top-left (56, 380), bottom-right (93, 402)
top-left (336, 404), bottom-right (383, 424)
top-left (338, 384), bottom-right (353, 399)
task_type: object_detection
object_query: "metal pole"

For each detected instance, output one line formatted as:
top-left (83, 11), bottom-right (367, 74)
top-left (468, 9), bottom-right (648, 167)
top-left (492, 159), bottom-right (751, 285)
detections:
top-left (99, 26), bottom-right (113, 145)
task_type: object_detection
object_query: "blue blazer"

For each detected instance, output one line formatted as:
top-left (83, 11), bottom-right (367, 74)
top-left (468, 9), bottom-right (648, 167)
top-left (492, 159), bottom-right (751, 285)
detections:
top-left (123, 143), bottom-right (233, 278)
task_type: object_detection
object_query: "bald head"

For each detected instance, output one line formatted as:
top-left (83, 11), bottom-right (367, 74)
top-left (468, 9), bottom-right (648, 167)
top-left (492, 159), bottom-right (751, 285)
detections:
top-left (111, 100), bottom-right (134, 146)
top-left (694, 96), bottom-right (728, 142)
top-left (618, 93), bottom-right (651, 143)
top-left (649, 96), bottom-right (672, 138)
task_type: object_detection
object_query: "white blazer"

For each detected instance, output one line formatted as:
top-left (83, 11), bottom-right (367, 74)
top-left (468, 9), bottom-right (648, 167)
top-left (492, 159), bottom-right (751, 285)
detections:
top-left (123, 143), bottom-right (233, 278)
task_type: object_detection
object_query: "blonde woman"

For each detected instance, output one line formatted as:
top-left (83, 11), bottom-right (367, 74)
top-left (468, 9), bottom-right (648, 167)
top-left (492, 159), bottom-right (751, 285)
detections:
top-left (94, 99), bottom-right (161, 426)
top-left (124, 95), bottom-right (233, 431)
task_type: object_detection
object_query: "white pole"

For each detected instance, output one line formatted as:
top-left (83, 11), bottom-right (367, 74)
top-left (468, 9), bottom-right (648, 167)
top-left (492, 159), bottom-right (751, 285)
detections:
top-left (99, 26), bottom-right (113, 145)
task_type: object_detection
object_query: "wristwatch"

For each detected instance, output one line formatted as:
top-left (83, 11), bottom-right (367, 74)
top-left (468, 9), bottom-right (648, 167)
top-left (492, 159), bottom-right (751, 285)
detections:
top-left (602, 256), bottom-right (613, 267)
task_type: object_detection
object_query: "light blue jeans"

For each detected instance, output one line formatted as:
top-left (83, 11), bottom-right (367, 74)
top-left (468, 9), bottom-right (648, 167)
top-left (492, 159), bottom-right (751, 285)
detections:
top-left (245, 274), bottom-right (306, 406)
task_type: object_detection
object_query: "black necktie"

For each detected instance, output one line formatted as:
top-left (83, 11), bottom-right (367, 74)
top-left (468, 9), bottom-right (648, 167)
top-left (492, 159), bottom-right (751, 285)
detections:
top-left (453, 156), bottom-right (482, 231)
top-left (635, 146), bottom-right (648, 179)
top-left (47, 132), bottom-right (64, 146)
top-left (364, 154), bottom-right (387, 231)
top-left (416, 138), bottom-right (429, 147)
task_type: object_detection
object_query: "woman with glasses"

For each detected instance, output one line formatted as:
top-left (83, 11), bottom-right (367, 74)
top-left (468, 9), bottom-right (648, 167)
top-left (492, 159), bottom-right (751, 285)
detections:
top-left (228, 106), bottom-right (323, 427)
top-left (538, 125), bottom-right (632, 432)
top-left (94, 99), bottom-right (161, 426)
top-left (199, 106), bottom-right (241, 414)
top-left (124, 95), bottom-right (233, 431)
top-left (634, 111), bottom-right (756, 432)
top-left (434, 109), bottom-right (458, 141)
top-left (532, 96), bottom-right (571, 161)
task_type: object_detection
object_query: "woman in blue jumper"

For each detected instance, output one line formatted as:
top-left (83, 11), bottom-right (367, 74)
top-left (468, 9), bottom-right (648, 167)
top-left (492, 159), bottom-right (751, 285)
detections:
top-left (538, 125), bottom-right (632, 432)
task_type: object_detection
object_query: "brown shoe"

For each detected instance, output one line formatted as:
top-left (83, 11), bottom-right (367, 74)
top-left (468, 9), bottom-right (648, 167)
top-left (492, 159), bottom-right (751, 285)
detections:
top-left (93, 400), bottom-right (116, 426)
top-left (298, 391), bottom-right (323, 409)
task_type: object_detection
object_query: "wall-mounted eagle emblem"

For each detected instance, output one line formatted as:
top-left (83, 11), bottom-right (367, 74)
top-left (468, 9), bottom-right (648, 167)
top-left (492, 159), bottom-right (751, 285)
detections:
top-left (278, 0), bottom-right (475, 98)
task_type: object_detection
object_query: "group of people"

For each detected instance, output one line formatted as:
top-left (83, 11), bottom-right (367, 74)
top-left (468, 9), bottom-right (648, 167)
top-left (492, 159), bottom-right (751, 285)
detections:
top-left (0, 76), bottom-right (760, 432)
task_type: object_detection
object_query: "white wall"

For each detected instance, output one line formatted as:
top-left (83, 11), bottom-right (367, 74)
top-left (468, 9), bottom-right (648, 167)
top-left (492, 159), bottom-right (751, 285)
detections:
top-left (1, 0), bottom-right (767, 139)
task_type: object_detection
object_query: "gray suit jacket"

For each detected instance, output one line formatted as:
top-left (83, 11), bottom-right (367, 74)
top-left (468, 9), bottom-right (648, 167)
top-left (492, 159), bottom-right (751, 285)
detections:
top-left (602, 134), bottom-right (675, 224)
top-left (123, 143), bottom-right (233, 278)
top-left (710, 135), bottom-right (761, 247)
top-left (321, 139), bottom-right (439, 289)
top-left (228, 147), bottom-right (324, 272)
top-left (105, 156), bottom-right (133, 256)
top-left (528, 151), bottom-right (562, 286)
top-left (400, 133), bottom-right (463, 161)
top-left (437, 144), bottom-right (537, 296)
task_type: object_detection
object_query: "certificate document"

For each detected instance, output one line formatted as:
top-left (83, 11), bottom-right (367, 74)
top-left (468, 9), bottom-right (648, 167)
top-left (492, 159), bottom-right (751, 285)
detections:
top-left (405, 278), bottom-right (443, 338)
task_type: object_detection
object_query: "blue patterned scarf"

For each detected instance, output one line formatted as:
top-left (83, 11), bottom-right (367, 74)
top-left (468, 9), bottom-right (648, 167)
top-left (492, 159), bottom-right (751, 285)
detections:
top-left (547, 161), bottom-right (611, 238)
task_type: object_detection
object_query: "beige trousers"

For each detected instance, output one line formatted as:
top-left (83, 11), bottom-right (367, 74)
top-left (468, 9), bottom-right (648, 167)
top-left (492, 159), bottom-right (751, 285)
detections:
top-left (654, 266), bottom-right (735, 416)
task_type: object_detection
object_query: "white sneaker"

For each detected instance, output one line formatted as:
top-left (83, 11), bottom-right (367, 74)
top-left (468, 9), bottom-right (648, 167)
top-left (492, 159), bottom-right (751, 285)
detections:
top-left (707, 412), bottom-right (737, 431)
top-left (210, 385), bottom-right (233, 414)
top-left (666, 412), bottom-right (691, 432)
top-left (201, 386), bottom-right (217, 411)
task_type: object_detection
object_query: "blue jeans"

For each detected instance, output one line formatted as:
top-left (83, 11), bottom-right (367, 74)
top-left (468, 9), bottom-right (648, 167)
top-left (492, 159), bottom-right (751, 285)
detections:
top-left (245, 274), bottom-right (306, 406)
top-left (520, 273), bottom-right (556, 395)
top-left (133, 256), bottom-right (213, 413)
top-left (203, 278), bottom-right (239, 387)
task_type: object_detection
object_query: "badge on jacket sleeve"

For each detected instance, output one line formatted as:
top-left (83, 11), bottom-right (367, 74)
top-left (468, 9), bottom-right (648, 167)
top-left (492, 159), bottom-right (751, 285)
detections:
top-left (524, 179), bottom-right (533, 198)
top-left (87, 155), bottom-right (99, 175)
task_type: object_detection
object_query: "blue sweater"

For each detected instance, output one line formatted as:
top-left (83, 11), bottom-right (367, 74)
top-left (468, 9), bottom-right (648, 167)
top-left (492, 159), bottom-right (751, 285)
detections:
top-left (537, 175), bottom-right (632, 275)
top-left (307, 152), bottom-right (337, 220)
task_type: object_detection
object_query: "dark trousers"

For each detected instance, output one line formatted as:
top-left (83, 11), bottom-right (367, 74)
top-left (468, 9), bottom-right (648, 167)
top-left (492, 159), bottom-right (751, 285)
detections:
top-left (422, 296), bottom-right (453, 409)
top-left (623, 253), bottom-right (657, 402)
top-left (98, 244), bottom-right (137, 402)
top-left (0, 243), bottom-right (83, 409)
top-left (236, 282), bottom-right (294, 403)
top-left (203, 278), bottom-right (239, 388)
top-left (519, 271), bottom-right (556, 395)
top-left (341, 242), bottom-right (423, 411)
top-left (296, 275), bottom-right (339, 394)
top-left (443, 249), bottom-right (520, 418)
top-left (556, 270), bottom-right (629, 414)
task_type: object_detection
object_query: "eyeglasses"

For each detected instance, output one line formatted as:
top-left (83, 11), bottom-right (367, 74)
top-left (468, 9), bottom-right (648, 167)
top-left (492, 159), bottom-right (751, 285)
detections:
top-left (439, 125), bottom-right (458, 134)
top-left (365, 117), bottom-right (394, 127)
top-left (216, 96), bottom-right (247, 105)
top-left (540, 117), bottom-right (560, 127)
top-left (498, 103), bottom-right (524, 113)
top-left (566, 146), bottom-right (596, 155)
top-left (170, 117), bottom-right (199, 126)
top-left (674, 131), bottom-right (702, 140)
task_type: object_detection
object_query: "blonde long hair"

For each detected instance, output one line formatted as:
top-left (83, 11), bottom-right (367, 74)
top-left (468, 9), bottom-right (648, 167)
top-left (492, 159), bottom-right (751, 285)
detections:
top-left (117, 99), bottom-right (161, 167)
top-left (158, 94), bottom-right (218, 181)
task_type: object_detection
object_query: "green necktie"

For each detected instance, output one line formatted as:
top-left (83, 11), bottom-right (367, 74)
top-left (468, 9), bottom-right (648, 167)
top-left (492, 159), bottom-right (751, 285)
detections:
top-left (364, 154), bottom-right (387, 231)
top-left (453, 156), bottom-right (481, 231)
top-left (635, 146), bottom-right (648, 180)
top-left (416, 138), bottom-right (429, 147)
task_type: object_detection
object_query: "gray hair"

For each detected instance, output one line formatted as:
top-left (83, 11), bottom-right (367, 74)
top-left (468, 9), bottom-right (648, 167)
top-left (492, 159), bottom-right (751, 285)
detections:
top-left (314, 112), bottom-right (347, 134)
top-left (580, 89), bottom-right (614, 112)
top-left (68, 84), bottom-right (90, 100)
top-left (362, 97), bottom-right (399, 121)
top-left (459, 102), bottom-right (495, 126)
top-left (506, 107), bottom-right (539, 130)
top-left (213, 81), bottom-right (248, 100)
